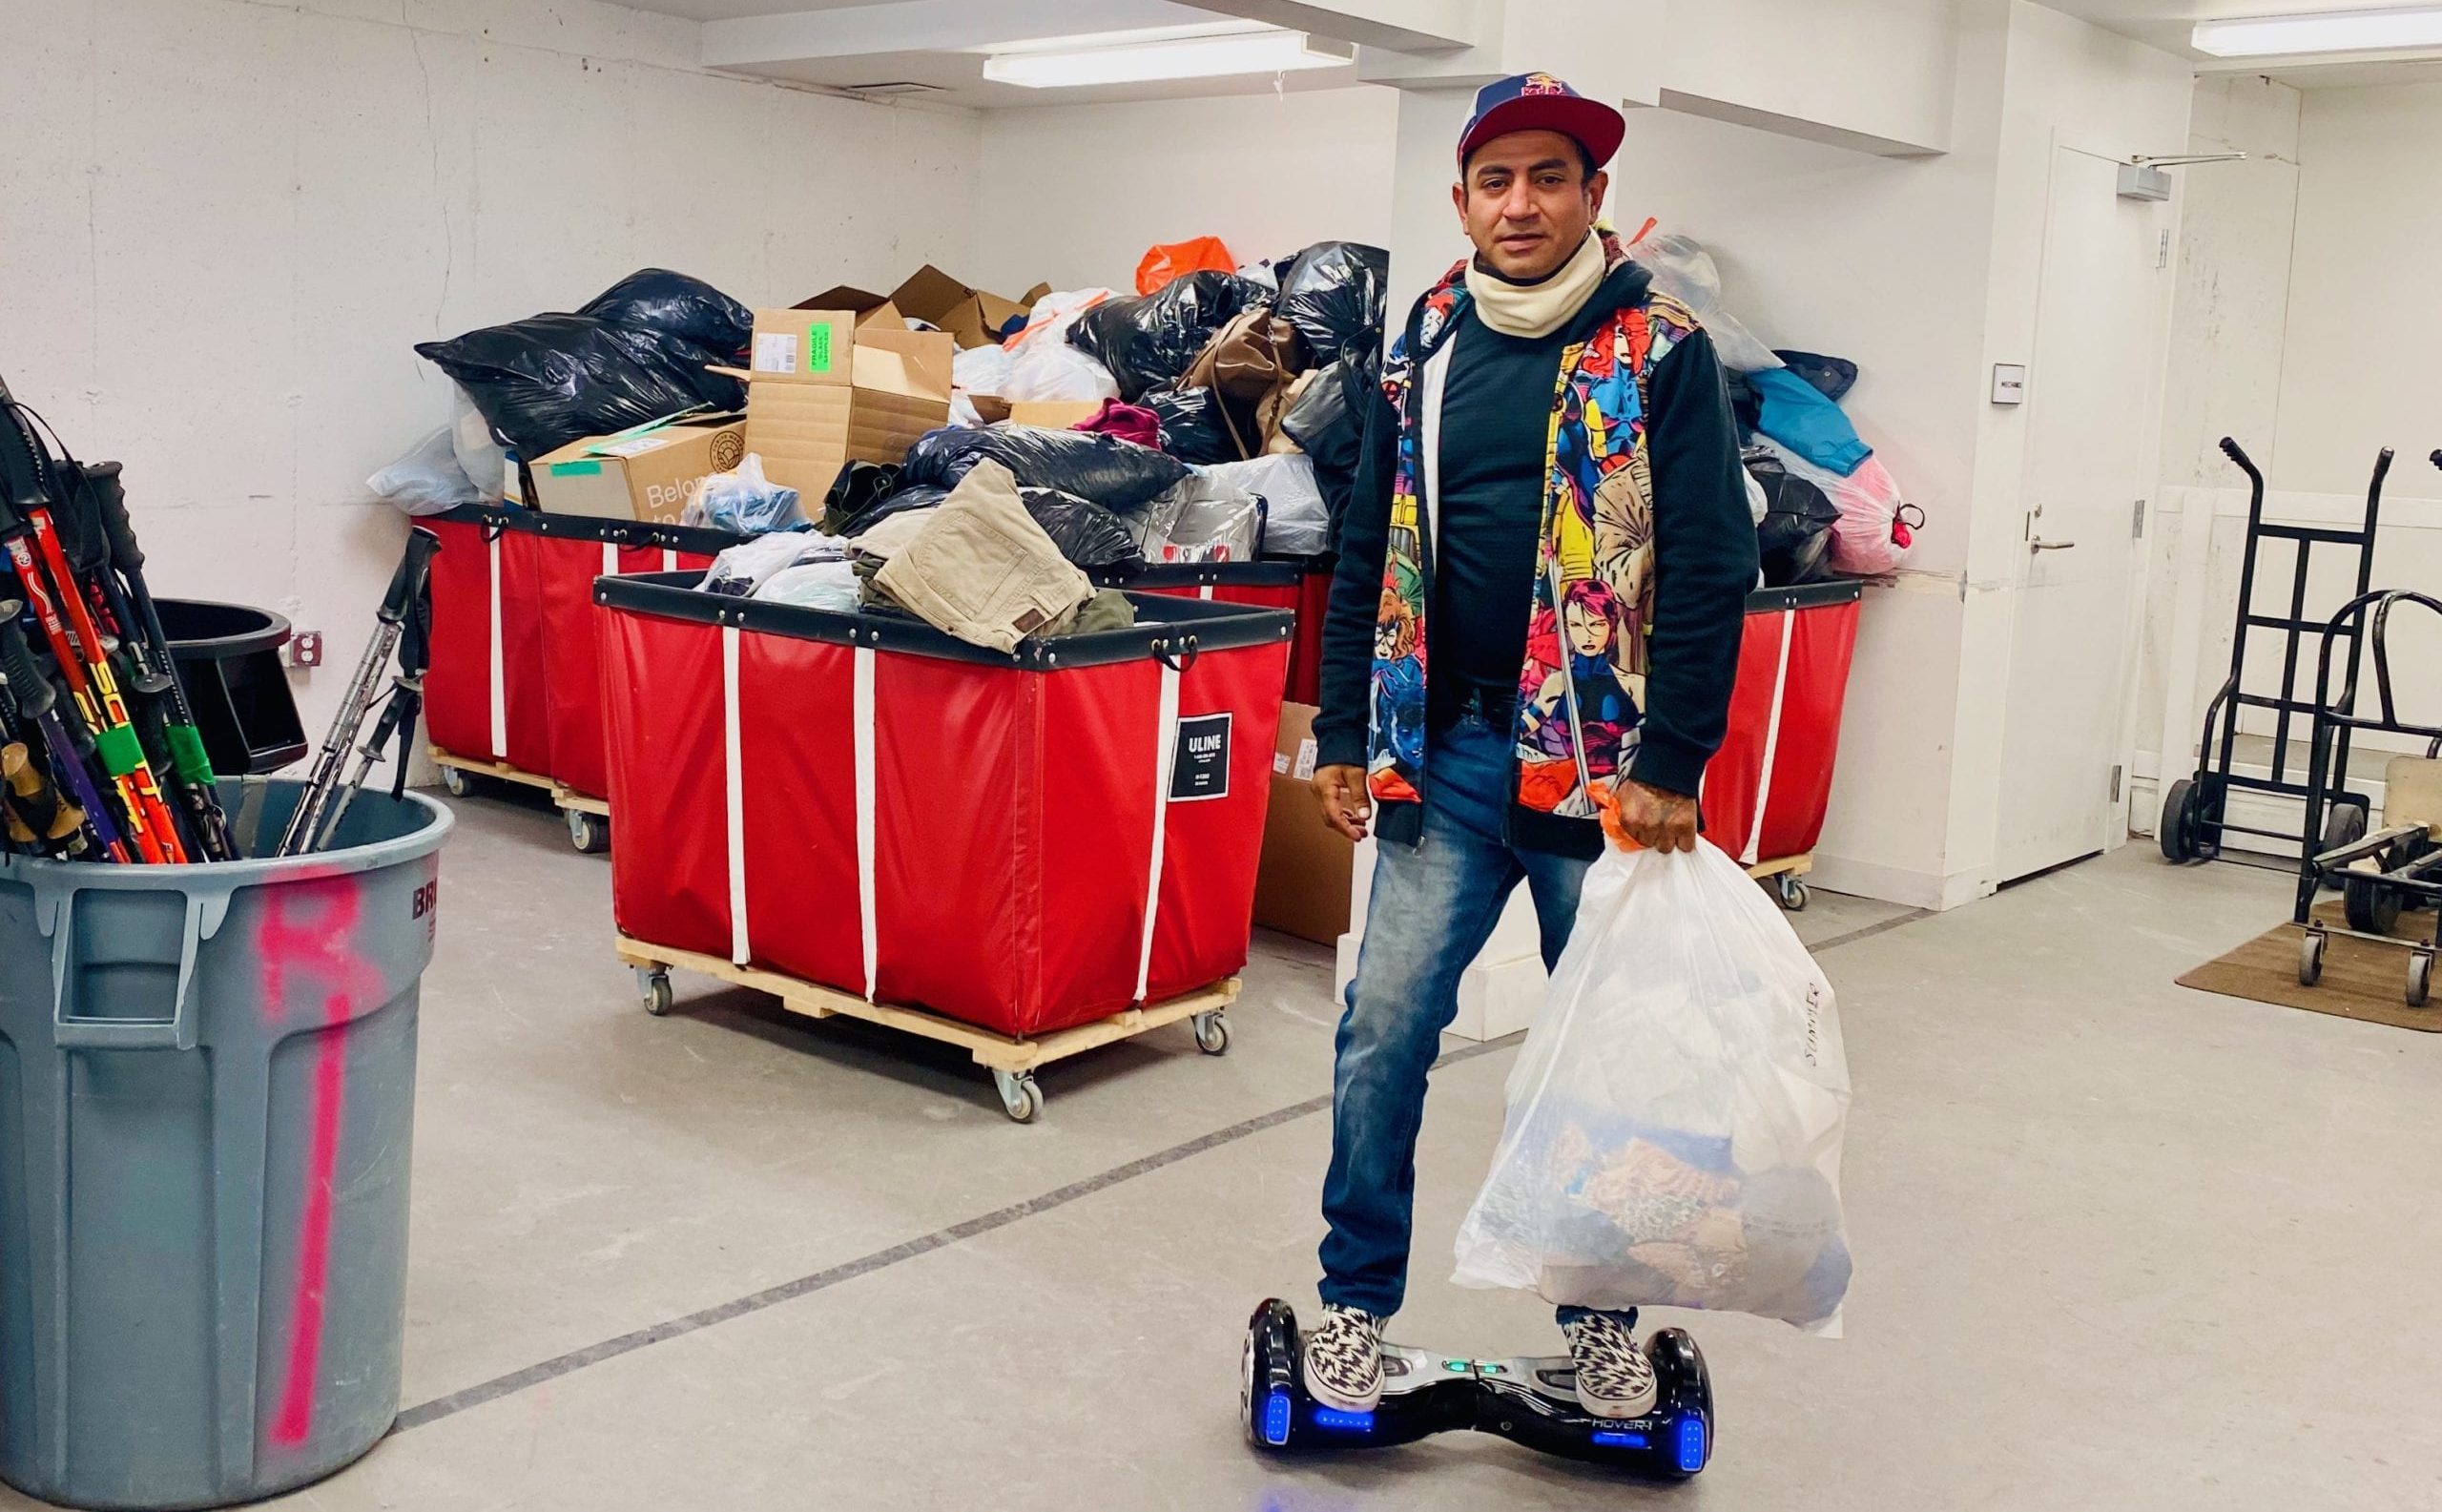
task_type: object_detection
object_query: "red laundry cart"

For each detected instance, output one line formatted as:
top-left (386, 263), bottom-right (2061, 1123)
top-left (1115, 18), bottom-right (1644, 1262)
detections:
top-left (1098, 557), bottom-right (1332, 705)
top-left (596, 574), bottom-right (1293, 1121)
top-left (1700, 580), bottom-right (1865, 910)
top-left (423, 504), bottom-right (732, 851)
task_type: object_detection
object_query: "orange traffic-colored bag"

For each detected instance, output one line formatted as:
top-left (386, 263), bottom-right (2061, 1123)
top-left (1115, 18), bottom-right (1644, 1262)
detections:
top-left (1135, 236), bottom-right (1237, 295)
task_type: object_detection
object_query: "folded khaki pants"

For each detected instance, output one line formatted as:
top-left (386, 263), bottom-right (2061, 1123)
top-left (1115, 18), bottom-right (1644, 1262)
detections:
top-left (873, 459), bottom-right (1093, 653)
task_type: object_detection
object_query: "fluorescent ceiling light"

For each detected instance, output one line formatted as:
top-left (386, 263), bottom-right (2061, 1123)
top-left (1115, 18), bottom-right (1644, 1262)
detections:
top-left (2193, 6), bottom-right (2442, 57)
top-left (982, 29), bottom-right (1356, 89)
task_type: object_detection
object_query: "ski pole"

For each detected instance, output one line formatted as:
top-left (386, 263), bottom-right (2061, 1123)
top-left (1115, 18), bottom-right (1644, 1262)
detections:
top-left (81, 461), bottom-right (234, 860)
top-left (279, 527), bottom-right (441, 857)
top-left (0, 602), bottom-right (125, 860)
top-left (2, 740), bottom-right (88, 859)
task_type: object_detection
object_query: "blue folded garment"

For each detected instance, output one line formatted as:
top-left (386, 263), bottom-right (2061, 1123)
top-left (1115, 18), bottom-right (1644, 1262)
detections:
top-left (1749, 367), bottom-right (1872, 477)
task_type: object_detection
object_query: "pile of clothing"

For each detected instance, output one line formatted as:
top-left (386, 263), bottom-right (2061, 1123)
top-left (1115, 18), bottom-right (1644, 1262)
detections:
top-left (945, 239), bottom-right (1391, 562)
top-left (1630, 230), bottom-right (1921, 584)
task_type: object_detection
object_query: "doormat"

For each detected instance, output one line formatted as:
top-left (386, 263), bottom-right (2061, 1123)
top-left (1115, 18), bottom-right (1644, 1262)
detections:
top-left (2178, 901), bottom-right (2440, 1033)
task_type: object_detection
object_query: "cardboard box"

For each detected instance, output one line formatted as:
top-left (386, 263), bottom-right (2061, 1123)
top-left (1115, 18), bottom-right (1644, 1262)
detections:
top-left (1006, 401), bottom-right (1102, 429)
top-left (714, 308), bottom-right (955, 499)
top-left (1252, 702), bottom-right (1355, 946)
top-left (888, 265), bottom-right (1050, 350)
top-left (529, 415), bottom-right (747, 524)
top-left (794, 286), bottom-right (905, 329)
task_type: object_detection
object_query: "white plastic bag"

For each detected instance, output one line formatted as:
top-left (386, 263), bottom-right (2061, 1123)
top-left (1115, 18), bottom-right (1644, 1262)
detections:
top-left (1454, 840), bottom-right (1852, 1332)
top-left (1626, 231), bottom-right (1783, 375)
top-left (952, 342), bottom-right (1016, 398)
top-left (754, 559), bottom-right (860, 611)
top-left (449, 383), bottom-right (507, 502)
top-left (683, 453), bottom-right (805, 535)
top-left (1197, 454), bottom-right (1326, 557)
top-left (366, 427), bottom-right (479, 516)
top-left (704, 529), bottom-right (821, 596)
top-left (1750, 436), bottom-right (1912, 576)
top-left (1005, 341), bottom-right (1119, 404)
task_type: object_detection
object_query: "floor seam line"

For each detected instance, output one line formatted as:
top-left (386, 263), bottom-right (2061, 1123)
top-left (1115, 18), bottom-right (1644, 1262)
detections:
top-left (391, 900), bottom-right (1934, 1433)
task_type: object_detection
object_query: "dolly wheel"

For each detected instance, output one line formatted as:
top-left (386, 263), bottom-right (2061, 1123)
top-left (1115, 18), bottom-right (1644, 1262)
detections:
top-left (1775, 874), bottom-right (1810, 912)
top-left (567, 808), bottom-right (610, 855)
top-left (440, 764), bottom-right (473, 798)
top-left (994, 1069), bottom-right (1043, 1124)
top-left (2410, 951), bottom-right (2433, 1009)
top-left (637, 966), bottom-right (673, 1016)
top-left (2322, 801), bottom-right (2369, 858)
top-left (2160, 777), bottom-right (2198, 862)
top-left (2345, 873), bottom-right (2402, 936)
top-left (2298, 930), bottom-right (2327, 987)
top-left (1193, 1011), bottom-right (1231, 1055)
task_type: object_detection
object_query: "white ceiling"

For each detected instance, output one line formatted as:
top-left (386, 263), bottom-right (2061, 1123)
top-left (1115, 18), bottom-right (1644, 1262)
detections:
top-left (616, 0), bottom-right (2442, 101)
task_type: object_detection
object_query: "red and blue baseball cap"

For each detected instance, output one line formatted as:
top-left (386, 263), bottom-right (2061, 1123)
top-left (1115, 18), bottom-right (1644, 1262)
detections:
top-left (1457, 72), bottom-right (1626, 172)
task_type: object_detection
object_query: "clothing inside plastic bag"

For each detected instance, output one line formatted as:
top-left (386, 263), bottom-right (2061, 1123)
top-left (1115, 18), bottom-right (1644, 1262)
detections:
top-left (1749, 367), bottom-right (1872, 476)
top-left (684, 453), bottom-right (804, 534)
top-left (1751, 436), bottom-right (1912, 576)
top-left (952, 342), bottom-right (1016, 398)
top-left (1453, 841), bottom-right (1852, 1332)
top-left (1197, 453), bottom-right (1324, 558)
top-left (1625, 232), bottom-right (1782, 375)
top-left (1773, 350), bottom-right (1858, 403)
top-left (1024, 487), bottom-right (1143, 570)
top-left (1273, 241), bottom-right (1389, 363)
top-left (753, 558), bottom-right (861, 611)
top-left (900, 425), bottom-right (1190, 510)
top-left (416, 267), bottom-right (753, 460)
top-left (1066, 270), bottom-right (1269, 402)
top-left (367, 426), bottom-right (480, 516)
top-left (705, 529), bottom-right (840, 597)
top-left (1144, 384), bottom-right (1246, 466)
top-left (1746, 447), bottom-right (1841, 587)
top-left (1139, 476), bottom-right (1261, 564)
top-left (822, 461), bottom-right (901, 534)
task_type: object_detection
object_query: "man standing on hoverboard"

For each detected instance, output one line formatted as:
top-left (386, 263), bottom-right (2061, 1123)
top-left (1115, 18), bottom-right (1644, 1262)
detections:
top-left (1307, 72), bottom-right (1757, 1417)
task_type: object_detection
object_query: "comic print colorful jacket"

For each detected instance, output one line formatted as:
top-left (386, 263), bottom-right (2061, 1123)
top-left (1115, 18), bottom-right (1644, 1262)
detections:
top-left (1313, 233), bottom-right (1758, 857)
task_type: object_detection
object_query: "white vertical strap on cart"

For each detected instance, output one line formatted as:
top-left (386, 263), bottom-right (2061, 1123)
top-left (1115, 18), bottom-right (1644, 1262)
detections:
top-left (662, 548), bottom-right (679, 572)
top-left (1198, 584), bottom-right (1214, 601)
top-left (853, 647), bottom-right (880, 1001)
top-left (487, 532), bottom-right (507, 757)
top-left (722, 626), bottom-right (750, 965)
top-left (1134, 663), bottom-right (1183, 1003)
top-left (602, 541), bottom-right (618, 577)
top-left (1742, 609), bottom-right (1796, 866)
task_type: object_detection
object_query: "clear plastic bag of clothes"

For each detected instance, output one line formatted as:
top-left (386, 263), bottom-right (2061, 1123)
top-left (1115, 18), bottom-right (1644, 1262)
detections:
top-left (1453, 840), bottom-right (1852, 1333)
top-left (754, 559), bottom-right (861, 611)
top-left (684, 454), bottom-right (804, 534)
top-left (366, 427), bottom-right (479, 516)
top-left (900, 425), bottom-right (1190, 510)
top-left (1141, 476), bottom-right (1260, 564)
top-left (705, 530), bottom-right (826, 597)
top-left (1625, 232), bottom-right (1783, 375)
top-left (1198, 454), bottom-right (1323, 558)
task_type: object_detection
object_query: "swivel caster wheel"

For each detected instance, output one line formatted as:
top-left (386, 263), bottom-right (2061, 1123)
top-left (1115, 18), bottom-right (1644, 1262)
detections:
top-left (1774, 874), bottom-right (1810, 912)
top-left (440, 764), bottom-right (474, 799)
top-left (2298, 928), bottom-right (2327, 988)
top-left (993, 1069), bottom-right (1043, 1124)
top-left (636, 965), bottom-right (673, 1016)
top-left (2409, 949), bottom-right (2433, 1009)
top-left (1192, 1010), bottom-right (1231, 1056)
top-left (567, 808), bottom-right (610, 855)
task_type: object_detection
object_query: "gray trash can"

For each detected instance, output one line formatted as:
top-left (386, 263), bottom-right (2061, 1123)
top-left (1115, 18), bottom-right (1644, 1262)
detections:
top-left (0, 777), bottom-right (450, 1510)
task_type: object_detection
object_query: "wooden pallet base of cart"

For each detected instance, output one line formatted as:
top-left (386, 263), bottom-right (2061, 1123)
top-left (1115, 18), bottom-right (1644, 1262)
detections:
top-left (554, 788), bottom-right (610, 817)
top-left (1746, 852), bottom-right (1813, 911)
top-left (429, 745), bottom-right (555, 792)
top-left (615, 933), bottom-right (1239, 1120)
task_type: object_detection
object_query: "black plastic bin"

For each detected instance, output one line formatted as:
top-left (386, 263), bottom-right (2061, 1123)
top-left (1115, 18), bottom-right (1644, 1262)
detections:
top-left (156, 599), bottom-right (308, 775)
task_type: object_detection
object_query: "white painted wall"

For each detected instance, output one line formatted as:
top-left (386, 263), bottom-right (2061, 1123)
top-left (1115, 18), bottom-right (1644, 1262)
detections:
top-left (1659, 0), bottom-right (1961, 154)
top-left (2137, 74), bottom-right (2442, 846)
top-left (971, 88), bottom-right (1399, 296)
top-left (0, 0), bottom-right (980, 772)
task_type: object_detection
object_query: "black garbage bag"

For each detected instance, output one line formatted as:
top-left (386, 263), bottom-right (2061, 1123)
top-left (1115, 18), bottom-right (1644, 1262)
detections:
top-left (1747, 448), bottom-right (1841, 587)
top-left (822, 461), bottom-right (901, 534)
top-left (1024, 487), bottom-right (1142, 570)
top-left (1281, 354), bottom-right (1385, 553)
top-left (1144, 384), bottom-right (1249, 466)
top-left (579, 268), bottom-right (753, 355)
top-left (1273, 242), bottom-right (1388, 362)
top-left (1066, 270), bottom-right (1268, 402)
top-left (416, 268), bottom-right (752, 460)
top-left (840, 484), bottom-right (949, 539)
top-left (900, 425), bottom-right (1190, 510)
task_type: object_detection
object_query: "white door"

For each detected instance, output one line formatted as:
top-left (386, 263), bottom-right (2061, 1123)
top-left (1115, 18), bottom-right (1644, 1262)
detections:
top-left (1994, 143), bottom-right (2170, 881)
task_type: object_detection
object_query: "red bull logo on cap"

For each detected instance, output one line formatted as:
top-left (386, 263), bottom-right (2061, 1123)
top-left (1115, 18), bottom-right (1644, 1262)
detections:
top-left (1521, 72), bottom-right (1568, 95)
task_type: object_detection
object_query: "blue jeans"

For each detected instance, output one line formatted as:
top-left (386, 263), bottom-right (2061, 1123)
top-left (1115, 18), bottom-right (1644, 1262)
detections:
top-left (1317, 715), bottom-right (1626, 1333)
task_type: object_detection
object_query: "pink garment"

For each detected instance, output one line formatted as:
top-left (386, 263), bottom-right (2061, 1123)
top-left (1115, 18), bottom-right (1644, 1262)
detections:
top-left (1073, 399), bottom-right (1164, 450)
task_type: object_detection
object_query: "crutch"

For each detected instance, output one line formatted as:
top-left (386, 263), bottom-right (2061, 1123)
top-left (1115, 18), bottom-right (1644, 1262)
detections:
top-left (278, 527), bottom-right (440, 858)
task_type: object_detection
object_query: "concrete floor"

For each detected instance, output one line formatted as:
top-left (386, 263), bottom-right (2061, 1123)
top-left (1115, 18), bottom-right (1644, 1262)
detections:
top-left (11, 790), bottom-right (2439, 1511)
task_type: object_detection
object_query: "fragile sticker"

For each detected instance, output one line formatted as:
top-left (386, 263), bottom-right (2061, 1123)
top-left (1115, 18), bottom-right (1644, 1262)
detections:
top-left (753, 331), bottom-right (799, 374)
top-left (806, 321), bottom-right (836, 373)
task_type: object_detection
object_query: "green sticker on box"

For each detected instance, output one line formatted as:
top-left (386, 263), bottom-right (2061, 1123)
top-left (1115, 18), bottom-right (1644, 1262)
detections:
top-left (806, 321), bottom-right (835, 374)
top-left (549, 460), bottom-right (605, 477)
